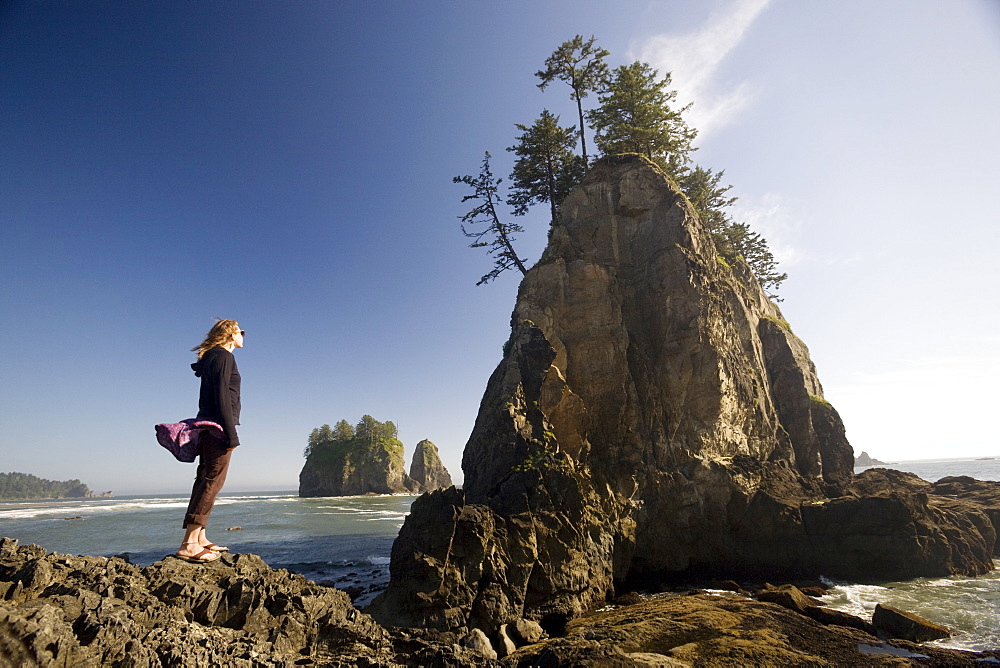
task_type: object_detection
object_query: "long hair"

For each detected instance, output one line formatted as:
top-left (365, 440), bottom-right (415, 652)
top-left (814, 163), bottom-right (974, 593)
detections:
top-left (192, 319), bottom-right (240, 359)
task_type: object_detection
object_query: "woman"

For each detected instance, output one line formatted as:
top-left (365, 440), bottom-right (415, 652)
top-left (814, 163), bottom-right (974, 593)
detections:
top-left (175, 319), bottom-right (244, 563)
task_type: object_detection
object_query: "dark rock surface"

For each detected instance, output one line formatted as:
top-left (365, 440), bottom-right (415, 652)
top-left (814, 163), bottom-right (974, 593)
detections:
top-left (755, 583), bottom-right (821, 614)
top-left (371, 155), bottom-right (996, 636)
top-left (0, 537), bottom-right (488, 667)
top-left (408, 439), bottom-right (453, 492)
top-left (931, 475), bottom-right (1000, 555)
top-left (502, 592), bottom-right (996, 667)
top-left (3, 537), bottom-right (996, 666)
top-left (873, 603), bottom-right (952, 643)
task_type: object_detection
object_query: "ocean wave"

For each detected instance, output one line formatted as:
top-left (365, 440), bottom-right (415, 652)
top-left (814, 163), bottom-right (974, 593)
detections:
top-left (818, 576), bottom-right (889, 617)
top-left (820, 572), bottom-right (1000, 651)
top-left (215, 494), bottom-right (296, 503)
top-left (0, 499), bottom-right (190, 519)
top-left (923, 577), bottom-right (980, 587)
top-left (0, 492), bottom-right (304, 518)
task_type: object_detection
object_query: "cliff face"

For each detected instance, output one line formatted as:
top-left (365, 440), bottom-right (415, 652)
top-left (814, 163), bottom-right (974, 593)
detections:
top-left (463, 154), bottom-right (851, 499)
top-left (408, 439), bottom-right (453, 491)
top-left (370, 155), bottom-right (994, 633)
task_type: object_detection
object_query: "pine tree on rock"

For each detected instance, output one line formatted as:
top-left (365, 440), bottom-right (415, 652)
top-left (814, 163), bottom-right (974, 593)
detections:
top-left (722, 222), bottom-right (788, 298)
top-left (587, 61), bottom-right (697, 179)
top-left (506, 110), bottom-right (586, 226)
top-left (678, 165), bottom-right (737, 239)
top-left (678, 165), bottom-right (787, 298)
top-left (536, 35), bottom-right (610, 165)
top-left (454, 152), bottom-right (528, 285)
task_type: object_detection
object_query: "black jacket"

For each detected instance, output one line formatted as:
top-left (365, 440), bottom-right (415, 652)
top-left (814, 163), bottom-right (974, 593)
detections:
top-left (192, 346), bottom-right (241, 446)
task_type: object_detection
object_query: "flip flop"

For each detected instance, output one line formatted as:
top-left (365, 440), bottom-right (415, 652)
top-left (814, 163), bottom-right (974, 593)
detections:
top-left (204, 543), bottom-right (229, 552)
top-left (172, 548), bottom-right (220, 564)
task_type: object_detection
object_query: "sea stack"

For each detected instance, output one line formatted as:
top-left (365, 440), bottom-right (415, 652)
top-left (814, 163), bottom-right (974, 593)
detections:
top-left (408, 439), bottom-right (453, 491)
top-left (370, 155), bottom-right (995, 633)
top-left (854, 450), bottom-right (888, 466)
top-left (298, 416), bottom-right (418, 496)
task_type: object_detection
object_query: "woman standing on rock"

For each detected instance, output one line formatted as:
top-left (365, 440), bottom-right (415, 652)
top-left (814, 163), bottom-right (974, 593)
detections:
top-left (174, 319), bottom-right (244, 564)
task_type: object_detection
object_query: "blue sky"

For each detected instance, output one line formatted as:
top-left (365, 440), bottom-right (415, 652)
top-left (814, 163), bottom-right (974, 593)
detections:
top-left (2, 0), bottom-right (998, 495)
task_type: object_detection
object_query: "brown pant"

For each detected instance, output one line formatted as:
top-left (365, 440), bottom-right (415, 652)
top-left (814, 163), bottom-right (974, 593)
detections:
top-left (183, 431), bottom-right (233, 528)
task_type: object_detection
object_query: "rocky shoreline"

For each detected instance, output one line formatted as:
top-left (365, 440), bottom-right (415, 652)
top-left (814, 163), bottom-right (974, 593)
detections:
top-left (1, 535), bottom-right (997, 666)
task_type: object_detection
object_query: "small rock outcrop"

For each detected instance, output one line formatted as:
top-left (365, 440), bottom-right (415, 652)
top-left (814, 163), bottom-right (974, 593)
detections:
top-left (370, 155), bottom-right (995, 635)
top-left (854, 450), bottom-right (888, 466)
top-left (873, 603), bottom-right (952, 643)
top-left (299, 416), bottom-right (419, 497)
top-left (408, 439), bottom-right (453, 492)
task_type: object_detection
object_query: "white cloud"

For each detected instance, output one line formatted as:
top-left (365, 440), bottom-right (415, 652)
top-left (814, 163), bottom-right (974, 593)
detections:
top-left (730, 193), bottom-right (876, 268)
top-left (634, 0), bottom-right (772, 138)
top-left (730, 192), bottom-right (804, 266)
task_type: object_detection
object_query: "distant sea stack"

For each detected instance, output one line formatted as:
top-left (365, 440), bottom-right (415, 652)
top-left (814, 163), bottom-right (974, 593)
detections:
top-left (854, 450), bottom-right (888, 466)
top-left (370, 155), bottom-right (995, 633)
top-left (299, 416), bottom-right (419, 497)
top-left (408, 440), bottom-right (453, 491)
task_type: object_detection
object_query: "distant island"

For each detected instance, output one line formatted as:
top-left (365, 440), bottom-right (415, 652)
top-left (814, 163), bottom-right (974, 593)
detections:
top-left (0, 472), bottom-right (112, 501)
top-left (298, 416), bottom-right (452, 497)
top-left (854, 451), bottom-right (889, 467)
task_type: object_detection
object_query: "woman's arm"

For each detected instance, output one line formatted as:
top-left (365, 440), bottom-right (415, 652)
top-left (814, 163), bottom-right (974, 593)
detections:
top-left (212, 351), bottom-right (241, 447)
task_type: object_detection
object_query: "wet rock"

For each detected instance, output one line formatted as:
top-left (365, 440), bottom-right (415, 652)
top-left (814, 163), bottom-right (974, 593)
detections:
top-left (798, 585), bottom-right (827, 597)
top-left (755, 584), bottom-right (819, 614)
top-left (803, 605), bottom-right (877, 635)
top-left (873, 603), bottom-right (952, 642)
top-left (612, 591), bottom-right (644, 606)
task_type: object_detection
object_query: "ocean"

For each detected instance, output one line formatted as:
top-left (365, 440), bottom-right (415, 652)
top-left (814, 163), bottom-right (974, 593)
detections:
top-left (1, 457), bottom-right (997, 651)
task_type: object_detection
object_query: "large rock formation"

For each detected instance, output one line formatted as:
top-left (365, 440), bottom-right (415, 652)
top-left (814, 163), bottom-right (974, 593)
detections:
top-left (370, 155), bottom-right (995, 635)
top-left (408, 439), bottom-right (453, 492)
top-left (299, 416), bottom-right (419, 497)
